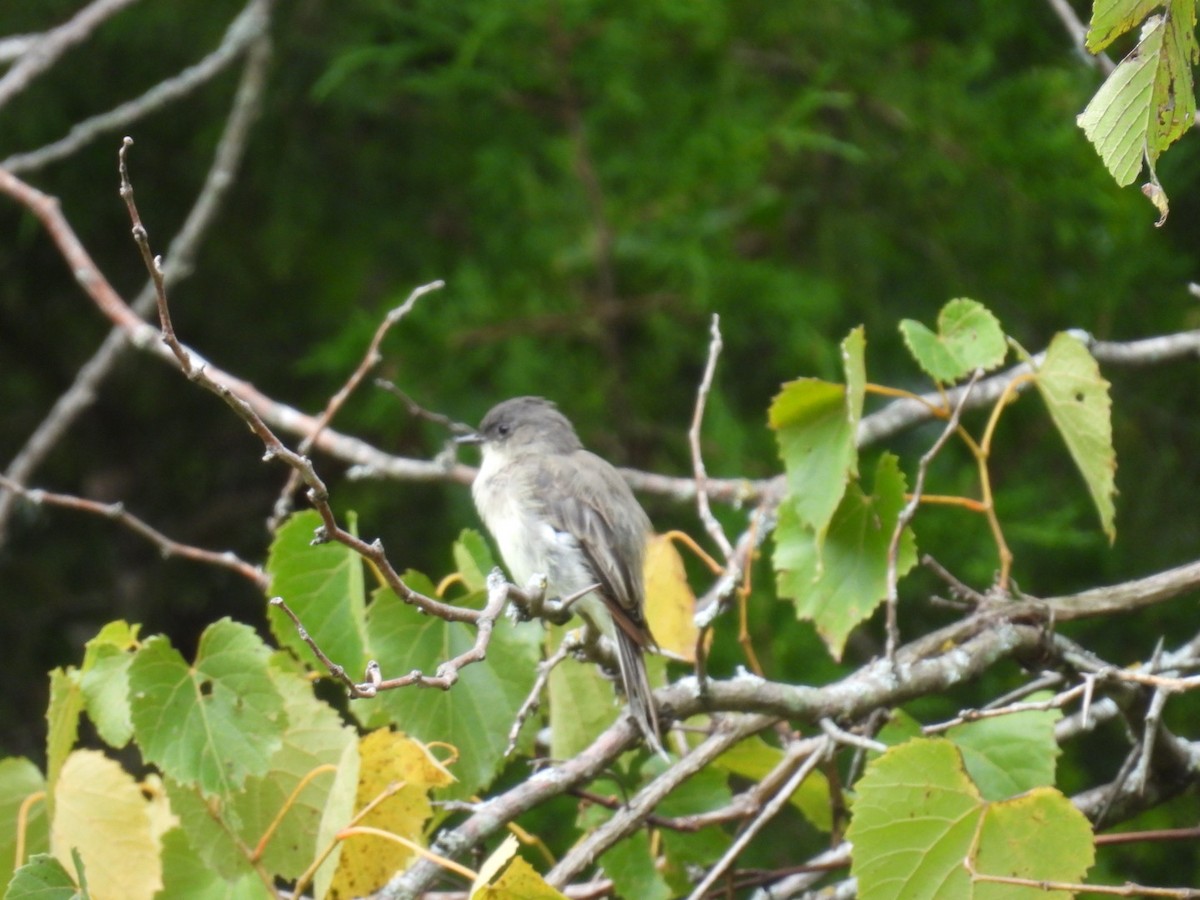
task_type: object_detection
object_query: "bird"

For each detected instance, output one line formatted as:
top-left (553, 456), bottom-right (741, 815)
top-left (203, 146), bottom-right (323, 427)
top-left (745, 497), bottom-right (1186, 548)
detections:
top-left (460, 396), bottom-right (664, 755)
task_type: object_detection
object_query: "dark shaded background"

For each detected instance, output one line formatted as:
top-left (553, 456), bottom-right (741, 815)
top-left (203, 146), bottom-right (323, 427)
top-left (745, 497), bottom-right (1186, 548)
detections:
top-left (2, 0), bottom-right (1198, 885)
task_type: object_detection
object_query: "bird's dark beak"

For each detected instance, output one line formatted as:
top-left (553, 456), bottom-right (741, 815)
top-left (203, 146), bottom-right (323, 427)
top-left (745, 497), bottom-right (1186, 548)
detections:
top-left (455, 431), bottom-right (484, 445)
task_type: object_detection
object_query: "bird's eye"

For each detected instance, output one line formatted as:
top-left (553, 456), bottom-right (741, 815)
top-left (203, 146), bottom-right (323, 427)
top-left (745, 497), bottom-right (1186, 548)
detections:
top-left (496, 422), bottom-right (511, 438)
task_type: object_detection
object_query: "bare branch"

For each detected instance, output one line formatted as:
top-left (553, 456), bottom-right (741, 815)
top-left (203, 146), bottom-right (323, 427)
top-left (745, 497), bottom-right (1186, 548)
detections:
top-left (270, 279), bottom-right (444, 529)
top-left (685, 737), bottom-right (831, 900)
top-left (0, 26), bottom-right (271, 543)
top-left (884, 368), bottom-right (981, 657)
top-left (0, 34), bottom-right (40, 65)
top-left (0, 0), bottom-right (145, 112)
top-left (1043, 0), bottom-right (1115, 74)
top-left (546, 713), bottom-right (783, 889)
top-left (0, 475), bottom-right (267, 588)
top-left (689, 314), bottom-right (735, 560)
top-left (109, 141), bottom-right (476, 627)
top-left (2, 0), bottom-right (273, 172)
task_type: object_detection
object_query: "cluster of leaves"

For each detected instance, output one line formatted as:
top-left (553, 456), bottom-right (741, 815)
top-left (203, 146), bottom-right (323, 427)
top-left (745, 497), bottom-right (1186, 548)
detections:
top-left (1076, 0), bottom-right (1200, 221)
top-left (1, 295), bottom-right (1127, 899)
top-left (770, 298), bottom-right (1114, 658)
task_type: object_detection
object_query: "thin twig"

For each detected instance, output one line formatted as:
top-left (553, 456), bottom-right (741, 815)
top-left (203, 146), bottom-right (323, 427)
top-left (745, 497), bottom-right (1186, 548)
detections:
top-left (374, 380), bottom-right (474, 435)
top-left (924, 681), bottom-right (1088, 734)
top-left (113, 140), bottom-right (477, 630)
top-left (689, 314), bottom-right (735, 561)
top-left (270, 280), bottom-right (444, 529)
top-left (0, 475), bottom-right (267, 588)
top-left (685, 737), bottom-right (832, 900)
top-left (1043, 0), bottom-right (1115, 74)
top-left (506, 635), bottom-right (576, 757)
top-left (0, 22), bottom-right (272, 545)
top-left (884, 369), bottom-right (982, 658)
top-left (966, 855), bottom-right (1200, 898)
top-left (818, 718), bottom-right (887, 754)
top-left (352, 570), bottom-right (513, 695)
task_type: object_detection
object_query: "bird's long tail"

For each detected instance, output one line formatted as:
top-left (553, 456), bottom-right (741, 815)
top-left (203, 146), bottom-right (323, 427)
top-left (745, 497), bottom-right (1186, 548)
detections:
top-left (614, 628), bottom-right (666, 758)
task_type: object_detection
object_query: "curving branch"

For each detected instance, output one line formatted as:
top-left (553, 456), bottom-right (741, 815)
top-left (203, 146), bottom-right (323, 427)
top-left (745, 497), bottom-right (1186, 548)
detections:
top-left (0, 15), bottom-right (272, 544)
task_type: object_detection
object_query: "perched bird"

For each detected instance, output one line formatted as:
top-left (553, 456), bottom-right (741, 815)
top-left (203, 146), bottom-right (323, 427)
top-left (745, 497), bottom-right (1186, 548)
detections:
top-left (460, 396), bottom-right (663, 754)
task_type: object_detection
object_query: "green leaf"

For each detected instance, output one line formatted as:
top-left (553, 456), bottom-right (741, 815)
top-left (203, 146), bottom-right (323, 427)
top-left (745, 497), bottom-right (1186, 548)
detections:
top-left (167, 658), bottom-right (357, 881)
top-left (267, 510), bottom-right (368, 678)
top-left (599, 831), bottom-right (672, 900)
top-left (714, 736), bottom-right (832, 830)
top-left (453, 528), bottom-right (498, 593)
top-left (548, 624), bottom-right (621, 760)
top-left (848, 738), bottom-right (1095, 900)
top-left (360, 574), bottom-right (540, 797)
top-left (129, 619), bottom-right (287, 797)
top-left (769, 327), bottom-right (865, 553)
top-left (655, 764), bottom-right (734, 893)
top-left (973, 787), bottom-right (1094, 898)
top-left (79, 622), bottom-right (140, 750)
top-left (946, 701), bottom-right (1062, 801)
top-left (0, 758), bottom-right (49, 889)
top-left (5, 853), bottom-right (85, 900)
top-left (899, 298), bottom-right (1007, 383)
top-left (1086, 0), bottom-right (1161, 51)
top-left (774, 453), bottom-right (916, 660)
top-left (847, 738), bottom-right (980, 899)
top-left (1077, 6), bottom-right (1198, 191)
top-left (876, 709), bottom-right (925, 748)
top-left (1033, 333), bottom-right (1117, 542)
top-left (157, 828), bottom-right (273, 900)
top-left (45, 668), bottom-right (84, 807)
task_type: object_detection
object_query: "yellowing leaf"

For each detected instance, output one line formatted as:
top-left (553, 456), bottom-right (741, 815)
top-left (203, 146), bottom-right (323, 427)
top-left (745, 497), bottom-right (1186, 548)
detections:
top-left (1033, 333), bottom-right (1117, 543)
top-left (643, 533), bottom-right (698, 662)
top-left (973, 787), bottom-right (1094, 897)
top-left (471, 833), bottom-right (520, 893)
top-left (1077, 3), bottom-right (1198, 211)
top-left (848, 738), bottom-right (1095, 900)
top-left (471, 836), bottom-right (567, 899)
top-left (329, 730), bottom-right (455, 899)
top-left (51, 750), bottom-right (162, 900)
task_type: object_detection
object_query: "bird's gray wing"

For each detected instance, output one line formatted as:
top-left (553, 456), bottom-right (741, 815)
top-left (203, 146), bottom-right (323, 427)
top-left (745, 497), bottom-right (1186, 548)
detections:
top-left (535, 450), bottom-right (654, 645)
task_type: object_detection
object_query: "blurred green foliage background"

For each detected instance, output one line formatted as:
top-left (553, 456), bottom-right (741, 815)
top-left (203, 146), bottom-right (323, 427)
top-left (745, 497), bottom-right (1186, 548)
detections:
top-left (2, 0), bottom-right (1199, 886)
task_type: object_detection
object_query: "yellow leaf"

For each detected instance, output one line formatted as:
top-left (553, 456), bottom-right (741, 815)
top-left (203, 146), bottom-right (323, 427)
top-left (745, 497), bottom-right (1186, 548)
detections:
top-left (643, 533), bottom-right (699, 662)
top-left (471, 833), bottom-right (520, 893)
top-left (51, 749), bottom-right (163, 900)
top-left (328, 730), bottom-right (456, 899)
top-left (470, 835), bottom-right (567, 899)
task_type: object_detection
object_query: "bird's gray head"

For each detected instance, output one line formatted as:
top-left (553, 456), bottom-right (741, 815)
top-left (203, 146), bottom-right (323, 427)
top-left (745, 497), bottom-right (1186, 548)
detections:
top-left (465, 396), bottom-right (583, 456)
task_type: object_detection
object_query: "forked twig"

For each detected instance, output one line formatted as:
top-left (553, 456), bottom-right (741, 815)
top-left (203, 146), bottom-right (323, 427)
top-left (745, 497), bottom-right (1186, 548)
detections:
top-left (884, 369), bottom-right (982, 658)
